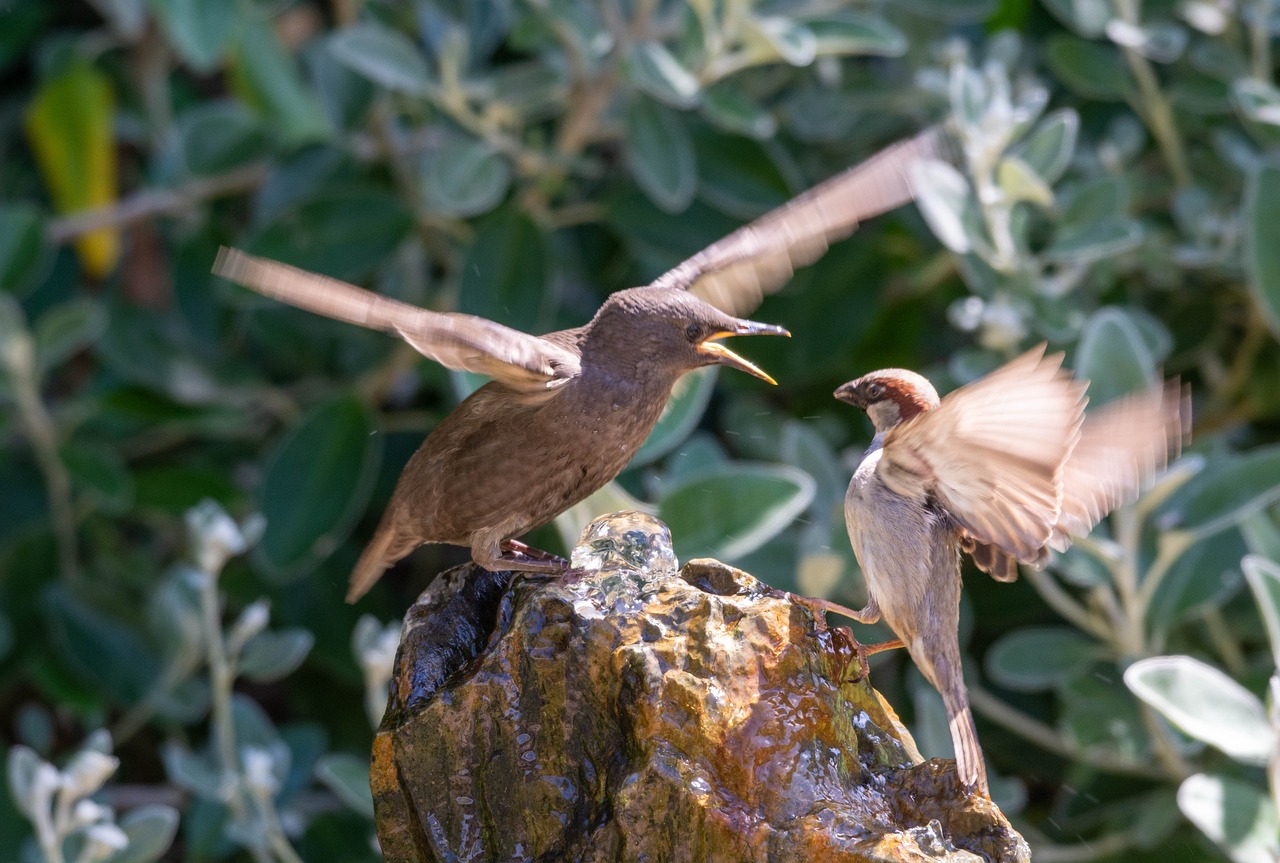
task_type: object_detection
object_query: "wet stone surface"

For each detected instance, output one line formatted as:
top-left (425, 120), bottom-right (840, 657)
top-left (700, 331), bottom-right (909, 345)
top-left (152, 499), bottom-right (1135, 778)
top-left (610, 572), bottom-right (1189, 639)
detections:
top-left (372, 511), bottom-right (1029, 863)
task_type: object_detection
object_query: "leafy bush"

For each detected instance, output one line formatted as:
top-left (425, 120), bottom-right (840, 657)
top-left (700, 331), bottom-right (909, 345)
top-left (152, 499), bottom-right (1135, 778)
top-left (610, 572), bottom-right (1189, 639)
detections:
top-left (2, 1), bottom-right (1279, 861)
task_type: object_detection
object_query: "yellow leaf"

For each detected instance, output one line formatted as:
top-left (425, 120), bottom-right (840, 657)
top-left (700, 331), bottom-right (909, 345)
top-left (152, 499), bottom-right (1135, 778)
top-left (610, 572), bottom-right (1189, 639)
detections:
top-left (24, 63), bottom-right (120, 278)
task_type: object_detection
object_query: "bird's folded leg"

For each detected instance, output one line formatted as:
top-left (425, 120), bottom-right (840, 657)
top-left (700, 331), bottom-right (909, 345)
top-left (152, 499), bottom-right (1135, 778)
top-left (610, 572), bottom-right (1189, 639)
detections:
top-left (851, 637), bottom-right (904, 681)
top-left (788, 594), bottom-right (883, 631)
top-left (482, 539), bottom-right (569, 579)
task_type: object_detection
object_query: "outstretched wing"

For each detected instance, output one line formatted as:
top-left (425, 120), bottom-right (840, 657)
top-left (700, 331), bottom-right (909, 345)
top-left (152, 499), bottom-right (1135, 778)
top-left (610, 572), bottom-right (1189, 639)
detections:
top-left (213, 248), bottom-right (580, 395)
top-left (877, 346), bottom-right (1088, 563)
top-left (647, 127), bottom-right (951, 316)
top-left (1048, 379), bottom-right (1189, 550)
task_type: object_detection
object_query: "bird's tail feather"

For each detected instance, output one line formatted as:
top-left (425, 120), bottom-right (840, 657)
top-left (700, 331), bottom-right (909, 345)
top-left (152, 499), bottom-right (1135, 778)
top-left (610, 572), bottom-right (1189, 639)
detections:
top-left (942, 687), bottom-right (988, 795)
top-left (346, 517), bottom-right (414, 603)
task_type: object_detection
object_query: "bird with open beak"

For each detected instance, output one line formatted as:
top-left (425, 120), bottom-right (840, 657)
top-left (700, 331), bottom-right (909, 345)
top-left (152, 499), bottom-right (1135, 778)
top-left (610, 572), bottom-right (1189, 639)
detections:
top-left (213, 128), bottom-right (947, 603)
top-left (832, 346), bottom-right (1188, 794)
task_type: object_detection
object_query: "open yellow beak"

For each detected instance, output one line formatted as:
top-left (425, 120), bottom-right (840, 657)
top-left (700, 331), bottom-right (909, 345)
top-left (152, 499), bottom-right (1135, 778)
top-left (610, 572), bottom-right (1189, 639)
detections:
top-left (696, 320), bottom-right (789, 385)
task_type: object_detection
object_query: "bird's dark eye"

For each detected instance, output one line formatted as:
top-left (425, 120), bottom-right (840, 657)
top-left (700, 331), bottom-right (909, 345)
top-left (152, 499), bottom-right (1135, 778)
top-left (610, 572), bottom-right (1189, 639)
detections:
top-left (865, 381), bottom-right (885, 399)
top-left (686, 323), bottom-right (703, 341)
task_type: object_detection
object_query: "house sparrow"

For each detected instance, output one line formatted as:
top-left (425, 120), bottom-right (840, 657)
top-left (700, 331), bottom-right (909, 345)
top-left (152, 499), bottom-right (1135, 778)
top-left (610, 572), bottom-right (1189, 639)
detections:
top-left (833, 345), bottom-right (1187, 793)
top-left (212, 128), bottom-right (948, 602)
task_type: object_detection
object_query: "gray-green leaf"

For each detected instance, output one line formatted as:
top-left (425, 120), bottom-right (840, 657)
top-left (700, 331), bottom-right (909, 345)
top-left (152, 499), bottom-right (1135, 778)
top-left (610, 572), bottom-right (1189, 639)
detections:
top-left (985, 627), bottom-right (1099, 691)
top-left (1242, 555), bottom-right (1280, 669)
top-left (625, 41), bottom-right (699, 109)
top-left (1245, 160), bottom-right (1280, 340)
top-left (1011, 109), bottom-right (1078, 184)
top-left (103, 805), bottom-right (180, 863)
top-left (315, 753), bottom-right (374, 818)
top-left (1124, 656), bottom-right (1272, 764)
top-left (1075, 306), bottom-right (1156, 406)
top-left (329, 24), bottom-right (431, 96)
top-left (658, 464), bottom-right (814, 561)
top-left (238, 628), bottom-right (315, 682)
top-left (625, 98), bottom-right (696, 213)
top-left (421, 138), bottom-right (511, 218)
top-left (255, 395), bottom-right (381, 580)
top-left (1177, 773), bottom-right (1280, 863)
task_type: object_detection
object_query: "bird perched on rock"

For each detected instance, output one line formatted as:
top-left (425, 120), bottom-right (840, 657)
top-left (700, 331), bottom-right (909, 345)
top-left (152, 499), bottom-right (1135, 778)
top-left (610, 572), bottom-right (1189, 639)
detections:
top-left (214, 128), bottom-right (948, 602)
top-left (833, 346), bottom-right (1187, 793)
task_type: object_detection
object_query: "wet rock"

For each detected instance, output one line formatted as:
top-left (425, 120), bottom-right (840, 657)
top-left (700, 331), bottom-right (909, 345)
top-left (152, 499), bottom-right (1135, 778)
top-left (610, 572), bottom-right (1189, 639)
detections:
top-left (372, 512), bottom-right (1029, 863)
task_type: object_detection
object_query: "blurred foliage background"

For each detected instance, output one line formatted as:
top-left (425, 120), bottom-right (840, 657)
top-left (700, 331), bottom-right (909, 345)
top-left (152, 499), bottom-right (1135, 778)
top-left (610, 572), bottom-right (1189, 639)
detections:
top-left (3, 0), bottom-right (1280, 860)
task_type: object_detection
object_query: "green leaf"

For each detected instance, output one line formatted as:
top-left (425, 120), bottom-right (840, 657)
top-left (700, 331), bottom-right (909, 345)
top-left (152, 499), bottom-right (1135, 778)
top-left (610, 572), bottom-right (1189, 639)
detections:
top-left (1061, 176), bottom-right (1128, 225)
top-left (161, 745), bottom-right (221, 800)
top-left (177, 101), bottom-right (269, 176)
top-left (625, 98), bottom-right (696, 213)
top-left (42, 586), bottom-right (160, 705)
top-left (34, 298), bottom-right (106, 375)
top-left (1155, 447), bottom-right (1280, 537)
top-left (7, 746), bottom-right (42, 819)
top-left (1242, 555), bottom-right (1280, 669)
top-left (1235, 79), bottom-right (1280, 127)
top-left (247, 190), bottom-right (412, 283)
top-left (1044, 216), bottom-right (1142, 265)
top-left (230, 19), bottom-right (330, 146)
top-left (1125, 656), bottom-right (1272, 764)
top-left (255, 395), bottom-right (382, 580)
top-left (24, 62), bottom-right (119, 277)
top-left (103, 805), bottom-right (180, 863)
top-left (745, 16), bottom-right (817, 67)
top-left (0, 203), bottom-right (49, 296)
top-left (1075, 307), bottom-right (1156, 406)
top-left (1045, 35), bottom-right (1129, 101)
top-left (631, 367), bottom-right (717, 467)
top-left (1145, 529), bottom-right (1245, 632)
top-left (304, 38), bottom-right (376, 132)
top-left (1177, 774), bottom-right (1280, 863)
top-left (996, 156), bottom-right (1053, 206)
top-left (807, 13), bottom-right (906, 58)
top-left (699, 85), bottom-right (776, 140)
top-left (154, 0), bottom-right (233, 72)
top-left (985, 627), bottom-right (1100, 691)
top-left (658, 464), bottom-right (814, 561)
top-left (315, 753), bottom-right (374, 818)
top-left (1040, 0), bottom-right (1111, 36)
top-left (238, 628), bottom-right (314, 682)
top-left (458, 209), bottom-right (551, 330)
top-left (60, 441), bottom-right (133, 514)
top-left (1245, 160), bottom-right (1280, 340)
top-left (329, 24), bottom-right (431, 96)
top-left (1011, 109), bottom-right (1078, 184)
top-left (421, 138), bottom-right (511, 217)
top-left (910, 159), bottom-right (975, 253)
top-left (625, 41), bottom-right (699, 108)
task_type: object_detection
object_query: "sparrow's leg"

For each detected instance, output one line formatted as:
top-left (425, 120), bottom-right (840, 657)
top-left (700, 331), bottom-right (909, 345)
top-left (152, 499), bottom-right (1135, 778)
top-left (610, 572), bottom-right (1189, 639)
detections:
top-left (473, 538), bottom-right (568, 577)
top-left (852, 637), bottom-right (905, 681)
top-left (795, 595), bottom-right (883, 625)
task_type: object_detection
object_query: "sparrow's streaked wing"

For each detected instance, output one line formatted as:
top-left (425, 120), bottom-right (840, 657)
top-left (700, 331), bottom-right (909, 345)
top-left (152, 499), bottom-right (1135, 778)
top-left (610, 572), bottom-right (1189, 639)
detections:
top-left (213, 248), bottom-right (581, 394)
top-left (1049, 379), bottom-right (1189, 549)
top-left (648, 128), bottom-right (949, 317)
top-left (879, 346), bottom-right (1088, 562)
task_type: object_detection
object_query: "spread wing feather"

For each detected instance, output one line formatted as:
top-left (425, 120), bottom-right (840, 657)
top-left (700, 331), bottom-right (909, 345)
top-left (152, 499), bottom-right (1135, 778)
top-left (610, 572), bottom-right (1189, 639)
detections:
top-left (213, 248), bottom-right (580, 394)
top-left (648, 127), bottom-right (951, 316)
top-left (1049, 379), bottom-right (1188, 549)
top-left (879, 346), bottom-right (1088, 562)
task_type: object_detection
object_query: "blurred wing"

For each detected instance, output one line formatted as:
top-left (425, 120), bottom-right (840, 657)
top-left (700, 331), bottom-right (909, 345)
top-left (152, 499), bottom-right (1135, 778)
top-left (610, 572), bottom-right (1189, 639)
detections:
top-left (1048, 380), bottom-right (1189, 550)
top-left (213, 248), bottom-right (580, 394)
top-left (647, 127), bottom-right (951, 316)
top-left (879, 346), bottom-right (1087, 562)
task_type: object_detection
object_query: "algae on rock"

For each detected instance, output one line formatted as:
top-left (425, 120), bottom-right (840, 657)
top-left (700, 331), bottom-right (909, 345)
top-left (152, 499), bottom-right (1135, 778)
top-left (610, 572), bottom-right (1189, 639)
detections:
top-left (372, 512), bottom-right (1029, 862)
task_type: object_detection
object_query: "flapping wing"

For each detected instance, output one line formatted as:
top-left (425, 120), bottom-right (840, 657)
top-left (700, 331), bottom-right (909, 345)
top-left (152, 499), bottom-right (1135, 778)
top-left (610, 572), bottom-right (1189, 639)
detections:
top-left (213, 248), bottom-right (580, 394)
top-left (647, 127), bottom-right (952, 316)
top-left (1048, 379), bottom-right (1189, 550)
top-left (878, 346), bottom-right (1087, 562)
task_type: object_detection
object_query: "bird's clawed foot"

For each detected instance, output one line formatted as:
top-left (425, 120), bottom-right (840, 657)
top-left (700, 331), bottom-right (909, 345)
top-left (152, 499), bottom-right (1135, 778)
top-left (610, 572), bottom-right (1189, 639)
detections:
top-left (851, 637), bottom-right (904, 681)
top-left (493, 539), bottom-right (570, 580)
top-left (788, 594), bottom-right (881, 631)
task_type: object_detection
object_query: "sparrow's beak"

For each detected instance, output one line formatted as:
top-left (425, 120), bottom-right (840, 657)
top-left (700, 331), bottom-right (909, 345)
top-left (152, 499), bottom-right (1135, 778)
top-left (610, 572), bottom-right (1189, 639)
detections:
top-left (696, 319), bottom-right (789, 385)
top-left (833, 381), bottom-right (862, 406)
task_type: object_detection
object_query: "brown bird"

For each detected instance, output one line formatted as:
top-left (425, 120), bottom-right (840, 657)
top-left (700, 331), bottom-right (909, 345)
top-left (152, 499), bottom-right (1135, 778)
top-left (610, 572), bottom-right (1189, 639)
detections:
top-left (833, 346), bottom-right (1187, 793)
top-left (213, 128), bottom-right (947, 602)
